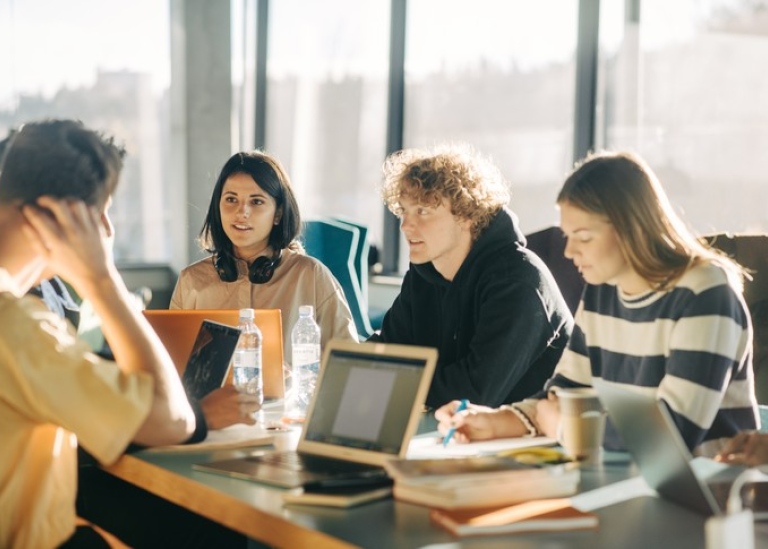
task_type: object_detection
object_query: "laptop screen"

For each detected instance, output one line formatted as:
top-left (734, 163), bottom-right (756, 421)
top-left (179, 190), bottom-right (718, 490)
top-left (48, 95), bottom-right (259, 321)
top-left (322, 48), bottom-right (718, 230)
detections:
top-left (299, 341), bottom-right (437, 464)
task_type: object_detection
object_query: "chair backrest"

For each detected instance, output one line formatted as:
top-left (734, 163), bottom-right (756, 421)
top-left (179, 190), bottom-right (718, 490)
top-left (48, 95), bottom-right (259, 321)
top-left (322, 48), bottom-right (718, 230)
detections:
top-left (703, 233), bottom-right (768, 307)
top-left (332, 216), bottom-right (370, 306)
top-left (703, 232), bottom-right (768, 405)
top-left (302, 218), bottom-right (374, 338)
top-left (525, 226), bottom-right (584, 315)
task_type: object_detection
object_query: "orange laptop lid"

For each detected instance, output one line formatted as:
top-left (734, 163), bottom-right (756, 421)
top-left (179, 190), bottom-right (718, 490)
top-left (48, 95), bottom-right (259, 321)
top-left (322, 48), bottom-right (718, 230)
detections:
top-left (143, 309), bottom-right (285, 399)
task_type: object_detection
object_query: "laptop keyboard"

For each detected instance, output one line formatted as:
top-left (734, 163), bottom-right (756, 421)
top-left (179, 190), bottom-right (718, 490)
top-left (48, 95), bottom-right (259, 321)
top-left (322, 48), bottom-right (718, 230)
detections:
top-left (256, 451), bottom-right (382, 475)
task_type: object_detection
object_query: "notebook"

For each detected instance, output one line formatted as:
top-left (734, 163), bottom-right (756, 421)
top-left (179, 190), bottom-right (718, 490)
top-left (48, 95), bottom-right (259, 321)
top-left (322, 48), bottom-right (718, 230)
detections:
top-left (143, 309), bottom-right (285, 399)
top-left (592, 378), bottom-right (767, 517)
top-left (429, 498), bottom-right (598, 537)
top-left (193, 339), bottom-right (438, 488)
top-left (180, 320), bottom-right (242, 400)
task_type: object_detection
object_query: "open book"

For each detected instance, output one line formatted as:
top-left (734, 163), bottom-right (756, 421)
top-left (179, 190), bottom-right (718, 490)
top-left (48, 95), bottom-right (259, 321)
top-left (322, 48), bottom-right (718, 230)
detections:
top-left (430, 498), bottom-right (598, 537)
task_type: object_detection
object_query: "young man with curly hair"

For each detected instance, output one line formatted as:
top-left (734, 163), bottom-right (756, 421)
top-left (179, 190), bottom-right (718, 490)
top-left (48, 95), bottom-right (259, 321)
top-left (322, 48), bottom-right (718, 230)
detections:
top-left (368, 143), bottom-right (573, 409)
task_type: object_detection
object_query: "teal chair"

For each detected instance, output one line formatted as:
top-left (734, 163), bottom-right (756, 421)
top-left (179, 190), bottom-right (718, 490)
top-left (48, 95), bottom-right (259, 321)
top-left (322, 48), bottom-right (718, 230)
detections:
top-left (302, 218), bottom-right (374, 339)
top-left (760, 405), bottom-right (768, 432)
top-left (332, 217), bottom-right (369, 307)
top-left (330, 217), bottom-right (385, 331)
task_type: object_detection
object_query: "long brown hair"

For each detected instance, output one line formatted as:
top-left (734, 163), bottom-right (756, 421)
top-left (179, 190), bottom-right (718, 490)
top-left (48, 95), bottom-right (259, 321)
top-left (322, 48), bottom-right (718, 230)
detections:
top-left (557, 150), bottom-right (744, 290)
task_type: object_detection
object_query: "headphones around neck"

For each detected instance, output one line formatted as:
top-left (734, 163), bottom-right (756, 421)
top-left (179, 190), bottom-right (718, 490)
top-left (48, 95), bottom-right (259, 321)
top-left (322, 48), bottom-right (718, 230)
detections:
top-left (214, 249), bottom-right (282, 284)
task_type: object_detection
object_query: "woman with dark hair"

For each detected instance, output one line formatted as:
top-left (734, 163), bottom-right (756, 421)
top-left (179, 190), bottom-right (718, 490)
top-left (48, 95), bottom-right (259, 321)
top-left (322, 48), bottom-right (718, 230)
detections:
top-left (435, 150), bottom-right (759, 457)
top-left (171, 151), bottom-right (357, 356)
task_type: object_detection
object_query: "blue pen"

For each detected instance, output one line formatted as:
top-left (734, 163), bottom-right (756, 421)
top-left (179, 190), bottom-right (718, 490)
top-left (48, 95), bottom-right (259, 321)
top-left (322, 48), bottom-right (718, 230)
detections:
top-left (442, 399), bottom-right (469, 447)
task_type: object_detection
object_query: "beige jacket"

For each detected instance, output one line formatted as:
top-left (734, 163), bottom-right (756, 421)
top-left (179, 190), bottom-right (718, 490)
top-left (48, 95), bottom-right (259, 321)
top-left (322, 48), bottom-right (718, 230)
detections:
top-left (170, 249), bottom-right (358, 353)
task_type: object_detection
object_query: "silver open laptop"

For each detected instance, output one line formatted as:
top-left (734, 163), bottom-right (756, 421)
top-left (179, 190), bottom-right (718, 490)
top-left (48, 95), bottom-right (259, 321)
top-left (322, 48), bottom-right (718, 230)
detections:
top-left (193, 339), bottom-right (438, 488)
top-left (593, 378), bottom-right (768, 517)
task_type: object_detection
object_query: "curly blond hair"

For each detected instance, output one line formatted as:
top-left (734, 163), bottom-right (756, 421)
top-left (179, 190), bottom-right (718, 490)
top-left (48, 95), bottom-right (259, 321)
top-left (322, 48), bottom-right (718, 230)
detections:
top-left (379, 143), bottom-right (511, 240)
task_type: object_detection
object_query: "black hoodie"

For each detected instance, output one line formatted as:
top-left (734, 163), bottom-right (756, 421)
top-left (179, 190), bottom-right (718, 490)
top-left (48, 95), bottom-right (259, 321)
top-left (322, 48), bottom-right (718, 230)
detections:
top-left (369, 208), bottom-right (573, 408)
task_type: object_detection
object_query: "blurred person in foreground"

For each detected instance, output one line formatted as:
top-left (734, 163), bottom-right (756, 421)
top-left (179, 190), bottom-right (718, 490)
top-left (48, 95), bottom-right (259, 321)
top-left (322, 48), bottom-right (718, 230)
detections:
top-left (0, 119), bottom-right (196, 548)
top-left (0, 120), bottom-right (248, 549)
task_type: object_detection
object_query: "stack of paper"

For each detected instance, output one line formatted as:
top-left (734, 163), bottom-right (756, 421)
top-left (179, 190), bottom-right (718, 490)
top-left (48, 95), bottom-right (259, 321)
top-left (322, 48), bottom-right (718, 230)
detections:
top-left (144, 424), bottom-right (274, 453)
top-left (384, 455), bottom-right (580, 509)
top-left (407, 434), bottom-right (557, 459)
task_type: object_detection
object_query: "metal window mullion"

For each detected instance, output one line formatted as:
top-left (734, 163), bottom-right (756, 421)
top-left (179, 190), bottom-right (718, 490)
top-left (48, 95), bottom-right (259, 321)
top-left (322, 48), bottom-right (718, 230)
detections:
top-left (381, 0), bottom-right (407, 274)
top-left (573, 0), bottom-right (600, 163)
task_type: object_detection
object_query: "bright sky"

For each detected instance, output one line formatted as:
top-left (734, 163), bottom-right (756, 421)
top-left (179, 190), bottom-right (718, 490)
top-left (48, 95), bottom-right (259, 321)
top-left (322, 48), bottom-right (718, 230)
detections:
top-left (404, 0), bottom-right (578, 73)
top-left (1, 0), bottom-right (581, 105)
top-left (0, 0), bottom-right (736, 109)
top-left (0, 0), bottom-right (170, 108)
top-left (265, 0), bottom-right (579, 78)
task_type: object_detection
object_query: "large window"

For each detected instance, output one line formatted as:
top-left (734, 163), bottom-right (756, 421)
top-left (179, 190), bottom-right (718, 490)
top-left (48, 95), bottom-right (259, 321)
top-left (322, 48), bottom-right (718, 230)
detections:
top-left (404, 0), bottom-right (579, 268)
top-left (0, 0), bottom-right (172, 264)
top-left (598, 0), bottom-right (768, 234)
top-left (264, 0), bottom-right (390, 249)
top-left (4, 0), bottom-right (768, 275)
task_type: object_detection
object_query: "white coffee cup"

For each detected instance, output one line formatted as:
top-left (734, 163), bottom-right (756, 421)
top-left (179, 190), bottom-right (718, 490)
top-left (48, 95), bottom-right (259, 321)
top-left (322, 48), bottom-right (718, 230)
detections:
top-left (554, 387), bottom-right (606, 466)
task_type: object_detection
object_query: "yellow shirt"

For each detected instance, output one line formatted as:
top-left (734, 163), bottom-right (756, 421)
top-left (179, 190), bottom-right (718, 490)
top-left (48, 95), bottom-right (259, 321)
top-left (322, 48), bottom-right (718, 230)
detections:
top-left (0, 270), bottom-right (153, 549)
top-left (170, 249), bottom-right (359, 350)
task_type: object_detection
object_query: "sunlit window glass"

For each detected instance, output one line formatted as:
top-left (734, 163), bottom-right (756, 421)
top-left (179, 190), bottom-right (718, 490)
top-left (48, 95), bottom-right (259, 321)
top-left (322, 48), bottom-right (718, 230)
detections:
top-left (265, 0), bottom-right (390, 248)
top-left (598, 0), bottom-right (768, 233)
top-left (0, 0), bottom-right (171, 263)
top-left (403, 0), bottom-right (578, 271)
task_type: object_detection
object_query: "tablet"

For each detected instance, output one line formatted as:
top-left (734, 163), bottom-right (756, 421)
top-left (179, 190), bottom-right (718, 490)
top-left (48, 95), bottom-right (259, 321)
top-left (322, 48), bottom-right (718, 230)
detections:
top-left (181, 320), bottom-right (242, 400)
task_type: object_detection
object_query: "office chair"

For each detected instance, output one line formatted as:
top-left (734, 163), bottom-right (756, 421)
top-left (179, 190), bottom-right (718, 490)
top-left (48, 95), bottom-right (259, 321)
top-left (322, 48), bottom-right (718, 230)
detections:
top-left (302, 218), bottom-right (375, 339)
top-left (331, 216), bottom-right (369, 306)
top-left (704, 232), bottom-right (768, 404)
top-left (330, 216), bottom-right (387, 331)
top-left (525, 226), bottom-right (584, 316)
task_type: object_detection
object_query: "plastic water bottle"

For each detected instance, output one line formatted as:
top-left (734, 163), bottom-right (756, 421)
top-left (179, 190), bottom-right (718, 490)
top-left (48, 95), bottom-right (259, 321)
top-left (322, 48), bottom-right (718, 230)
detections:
top-left (232, 308), bottom-right (263, 407)
top-left (288, 305), bottom-right (321, 419)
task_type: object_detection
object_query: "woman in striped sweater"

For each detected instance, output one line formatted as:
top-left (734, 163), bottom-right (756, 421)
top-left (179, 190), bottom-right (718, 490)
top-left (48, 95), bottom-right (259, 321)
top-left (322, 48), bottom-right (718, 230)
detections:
top-left (436, 151), bottom-right (759, 457)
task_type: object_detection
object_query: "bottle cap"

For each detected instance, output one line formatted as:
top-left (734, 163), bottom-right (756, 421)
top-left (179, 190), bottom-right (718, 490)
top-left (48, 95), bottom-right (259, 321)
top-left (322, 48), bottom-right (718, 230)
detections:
top-left (239, 308), bottom-right (255, 319)
top-left (299, 305), bottom-right (314, 317)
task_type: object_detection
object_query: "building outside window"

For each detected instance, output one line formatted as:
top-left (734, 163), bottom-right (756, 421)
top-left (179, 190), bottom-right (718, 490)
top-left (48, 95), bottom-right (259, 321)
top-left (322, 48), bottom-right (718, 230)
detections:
top-left (263, 0), bottom-right (390, 252)
top-left (2, 0), bottom-right (767, 274)
top-left (0, 0), bottom-right (172, 264)
top-left (597, 0), bottom-right (768, 234)
top-left (403, 0), bottom-right (578, 271)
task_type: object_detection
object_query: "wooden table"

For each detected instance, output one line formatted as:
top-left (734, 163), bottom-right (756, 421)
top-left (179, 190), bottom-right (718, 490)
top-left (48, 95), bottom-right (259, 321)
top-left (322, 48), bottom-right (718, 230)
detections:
top-left (102, 410), bottom-right (768, 548)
